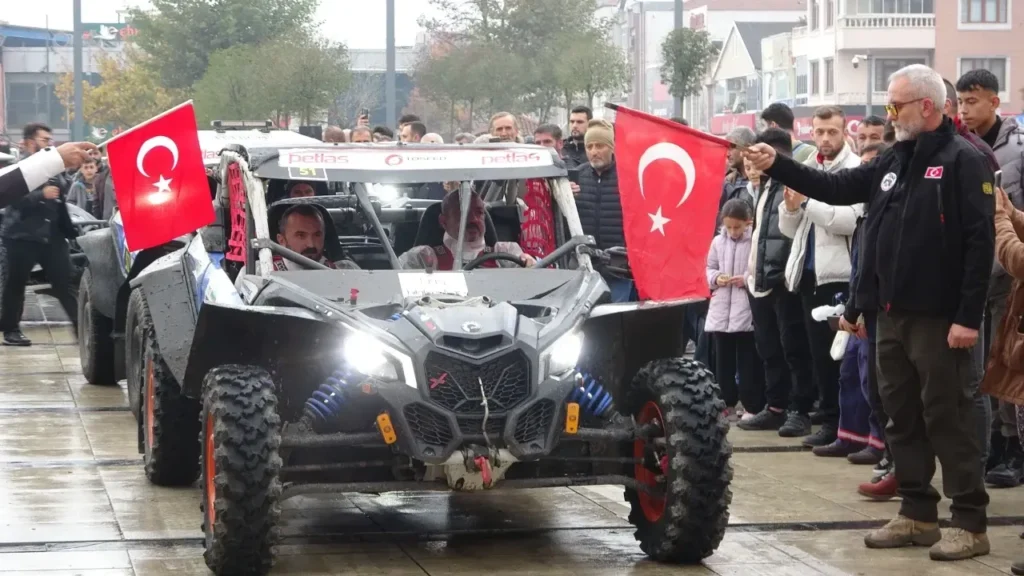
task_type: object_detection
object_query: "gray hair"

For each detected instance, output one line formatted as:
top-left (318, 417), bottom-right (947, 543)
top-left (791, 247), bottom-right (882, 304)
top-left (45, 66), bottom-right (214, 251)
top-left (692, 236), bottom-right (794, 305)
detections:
top-left (726, 126), bottom-right (756, 147)
top-left (889, 64), bottom-right (945, 109)
top-left (421, 133), bottom-right (444, 144)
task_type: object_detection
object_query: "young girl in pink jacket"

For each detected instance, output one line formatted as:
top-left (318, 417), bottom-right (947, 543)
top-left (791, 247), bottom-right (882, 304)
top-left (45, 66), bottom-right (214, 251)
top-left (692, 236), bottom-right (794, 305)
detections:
top-left (706, 199), bottom-right (762, 418)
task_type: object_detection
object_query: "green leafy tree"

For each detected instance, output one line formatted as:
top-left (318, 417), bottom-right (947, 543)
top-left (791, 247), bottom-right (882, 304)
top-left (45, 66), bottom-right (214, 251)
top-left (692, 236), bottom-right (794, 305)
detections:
top-left (660, 28), bottom-right (719, 99)
top-left (56, 47), bottom-right (185, 130)
top-left (194, 36), bottom-right (350, 126)
top-left (129, 0), bottom-right (319, 90)
top-left (554, 30), bottom-right (629, 113)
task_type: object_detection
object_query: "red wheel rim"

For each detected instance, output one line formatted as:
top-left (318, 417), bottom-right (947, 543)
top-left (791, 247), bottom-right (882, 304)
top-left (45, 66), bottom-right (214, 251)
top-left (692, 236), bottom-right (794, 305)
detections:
top-left (634, 400), bottom-right (667, 522)
top-left (144, 359), bottom-right (155, 454)
top-left (204, 412), bottom-right (216, 530)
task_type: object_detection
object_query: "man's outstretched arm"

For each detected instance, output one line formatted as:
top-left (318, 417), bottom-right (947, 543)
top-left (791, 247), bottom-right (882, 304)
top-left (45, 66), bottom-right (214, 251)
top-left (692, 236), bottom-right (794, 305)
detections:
top-left (0, 142), bottom-right (100, 209)
top-left (745, 143), bottom-right (878, 206)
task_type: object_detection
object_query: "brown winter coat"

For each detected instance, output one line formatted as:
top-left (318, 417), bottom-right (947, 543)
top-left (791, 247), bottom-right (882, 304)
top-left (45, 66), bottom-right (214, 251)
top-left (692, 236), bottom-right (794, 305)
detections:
top-left (982, 200), bottom-right (1024, 404)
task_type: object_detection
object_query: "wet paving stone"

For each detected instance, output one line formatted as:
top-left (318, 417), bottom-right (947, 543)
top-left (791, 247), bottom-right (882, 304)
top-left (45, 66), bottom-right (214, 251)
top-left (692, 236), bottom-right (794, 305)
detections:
top-left (0, 311), bottom-right (1020, 575)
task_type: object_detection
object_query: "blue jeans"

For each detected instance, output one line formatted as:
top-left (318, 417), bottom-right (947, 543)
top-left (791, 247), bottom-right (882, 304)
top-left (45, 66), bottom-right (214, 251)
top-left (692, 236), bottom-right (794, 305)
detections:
top-left (607, 278), bottom-right (637, 303)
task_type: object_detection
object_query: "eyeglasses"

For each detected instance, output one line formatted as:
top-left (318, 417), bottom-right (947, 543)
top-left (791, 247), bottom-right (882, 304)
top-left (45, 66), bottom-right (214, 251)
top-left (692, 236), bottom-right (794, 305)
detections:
top-left (884, 98), bottom-right (924, 117)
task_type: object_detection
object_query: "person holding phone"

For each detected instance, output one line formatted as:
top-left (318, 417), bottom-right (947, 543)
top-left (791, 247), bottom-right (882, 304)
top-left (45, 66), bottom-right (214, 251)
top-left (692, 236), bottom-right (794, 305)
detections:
top-left (705, 199), bottom-right (762, 420)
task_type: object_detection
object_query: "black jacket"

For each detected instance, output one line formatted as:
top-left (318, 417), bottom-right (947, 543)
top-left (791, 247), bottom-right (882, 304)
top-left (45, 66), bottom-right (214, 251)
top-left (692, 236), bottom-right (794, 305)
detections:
top-left (562, 137), bottom-right (587, 170)
top-left (765, 117), bottom-right (995, 329)
top-left (575, 161), bottom-right (623, 250)
top-left (1, 169), bottom-right (76, 244)
top-left (753, 179), bottom-right (792, 293)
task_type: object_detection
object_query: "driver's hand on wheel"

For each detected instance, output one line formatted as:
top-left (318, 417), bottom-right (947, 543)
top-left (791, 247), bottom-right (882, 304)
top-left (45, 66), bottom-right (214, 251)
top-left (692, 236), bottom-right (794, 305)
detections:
top-left (742, 143), bottom-right (778, 172)
top-left (521, 254), bottom-right (537, 267)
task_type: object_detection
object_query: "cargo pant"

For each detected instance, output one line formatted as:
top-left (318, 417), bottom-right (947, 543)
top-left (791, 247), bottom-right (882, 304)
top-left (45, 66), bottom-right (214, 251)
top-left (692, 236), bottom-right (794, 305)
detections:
top-left (876, 311), bottom-right (989, 534)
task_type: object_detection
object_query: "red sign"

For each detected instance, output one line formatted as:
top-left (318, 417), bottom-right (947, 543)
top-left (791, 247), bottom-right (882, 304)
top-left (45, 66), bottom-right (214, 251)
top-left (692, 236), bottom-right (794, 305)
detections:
top-left (225, 163), bottom-right (247, 263)
top-left (106, 101), bottom-right (214, 251)
top-left (924, 166), bottom-right (944, 179)
top-left (710, 113), bottom-right (757, 136)
top-left (614, 106), bottom-right (730, 301)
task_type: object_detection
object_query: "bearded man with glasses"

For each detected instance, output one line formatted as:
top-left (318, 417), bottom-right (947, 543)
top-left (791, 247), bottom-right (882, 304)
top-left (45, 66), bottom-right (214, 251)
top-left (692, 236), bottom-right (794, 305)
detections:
top-left (743, 64), bottom-right (996, 563)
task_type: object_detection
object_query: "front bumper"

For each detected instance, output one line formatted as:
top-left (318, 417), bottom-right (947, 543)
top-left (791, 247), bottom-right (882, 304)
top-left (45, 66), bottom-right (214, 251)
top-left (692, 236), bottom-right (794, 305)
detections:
top-left (368, 347), bottom-right (579, 465)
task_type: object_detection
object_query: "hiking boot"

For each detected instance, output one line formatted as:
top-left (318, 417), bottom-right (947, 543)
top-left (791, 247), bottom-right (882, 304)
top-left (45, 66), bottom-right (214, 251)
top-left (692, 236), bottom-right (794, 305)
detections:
top-left (810, 410), bottom-right (825, 425)
top-left (802, 423), bottom-right (838, 447)
top-left (2, 331), bottom-right (31, 347)
top-left (986, 440), bottom-right (1024, 488)
top-left (864, 515), bottom-right (940, 549)
top-left (812, 439), bottom-right (862, 458)
top-left (858, 469), bottom-right (898, 501)
top-left (1012, 558), bottom-right (1024, 575)
top-left (778, 412), bottom-right (812, 438)
top-left (848, 446), bottom-right (884, 466)
top-left (736, 408), bottom-right (786, 431)
top-left (928, 528), bottom-right (990, 561)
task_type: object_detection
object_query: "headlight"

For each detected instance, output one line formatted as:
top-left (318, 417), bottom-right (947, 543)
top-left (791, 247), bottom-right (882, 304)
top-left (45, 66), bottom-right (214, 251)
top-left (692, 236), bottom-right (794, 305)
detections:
top-left (343, 332), bottom-right (401, 381)
top-left (546, 331), bottom-right (583, 376)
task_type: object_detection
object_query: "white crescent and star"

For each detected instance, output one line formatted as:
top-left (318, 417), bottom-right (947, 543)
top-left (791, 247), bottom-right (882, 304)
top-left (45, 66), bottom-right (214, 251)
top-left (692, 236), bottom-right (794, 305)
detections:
top-left (136, 136), bottom-right (179, 177)
top-left (136, 136), bottom-right (178, 202)
top-left (636, 142), bottom-right (698, 235)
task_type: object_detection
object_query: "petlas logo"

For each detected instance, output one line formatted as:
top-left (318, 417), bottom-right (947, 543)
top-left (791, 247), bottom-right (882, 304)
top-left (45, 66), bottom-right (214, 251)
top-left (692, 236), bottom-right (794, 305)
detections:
top-left (481, 151), bottom-right (544, 165)
top-left (286, 151), bottom-right (349, 165)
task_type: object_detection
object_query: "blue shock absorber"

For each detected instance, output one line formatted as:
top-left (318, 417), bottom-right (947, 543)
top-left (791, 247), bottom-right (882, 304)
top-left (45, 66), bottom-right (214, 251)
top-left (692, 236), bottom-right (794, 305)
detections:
top-left (304, 368), bottom-right (361, 428)
top-left (570, 372), bottom-right (615, 418)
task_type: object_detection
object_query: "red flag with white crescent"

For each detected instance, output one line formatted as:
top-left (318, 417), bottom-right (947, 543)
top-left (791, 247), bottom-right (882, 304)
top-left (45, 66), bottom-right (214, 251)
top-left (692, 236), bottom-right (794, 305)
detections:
top-left (105, 101), bottom-right (213, 251)
top-left (613, 105), bottom-right (730, 301)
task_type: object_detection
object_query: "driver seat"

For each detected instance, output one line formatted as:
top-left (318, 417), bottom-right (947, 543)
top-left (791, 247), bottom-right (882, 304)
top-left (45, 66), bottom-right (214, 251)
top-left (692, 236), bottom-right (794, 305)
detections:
top-left (412, 200), bottom-right (498, 248)
top-left (267, 199), bottom-right (347, 264)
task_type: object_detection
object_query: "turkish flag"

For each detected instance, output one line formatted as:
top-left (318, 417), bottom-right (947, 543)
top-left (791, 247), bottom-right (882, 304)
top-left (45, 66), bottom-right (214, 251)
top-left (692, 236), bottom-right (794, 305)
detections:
top-left (106, 101), bottom-right (213, 251)
top-left (613, 105), bottom-right (730, 301)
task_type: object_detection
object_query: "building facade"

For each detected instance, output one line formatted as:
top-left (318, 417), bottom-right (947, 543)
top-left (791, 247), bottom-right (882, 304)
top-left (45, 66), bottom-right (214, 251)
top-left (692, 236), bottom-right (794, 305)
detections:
top-left (934, 0), bottom-right (1023, 113)
top-left (625, 0), bottom-right (805, 119)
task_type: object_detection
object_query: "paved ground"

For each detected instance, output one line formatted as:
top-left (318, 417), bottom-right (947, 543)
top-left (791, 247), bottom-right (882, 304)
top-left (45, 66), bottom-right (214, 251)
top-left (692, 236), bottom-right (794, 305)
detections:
top-left (2, 289), bottom-right (1023, 575)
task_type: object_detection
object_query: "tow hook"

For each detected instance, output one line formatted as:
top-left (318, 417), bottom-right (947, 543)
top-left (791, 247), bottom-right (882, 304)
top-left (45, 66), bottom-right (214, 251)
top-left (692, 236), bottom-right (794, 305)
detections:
top-left (473, 456), bottom-right (493, 487)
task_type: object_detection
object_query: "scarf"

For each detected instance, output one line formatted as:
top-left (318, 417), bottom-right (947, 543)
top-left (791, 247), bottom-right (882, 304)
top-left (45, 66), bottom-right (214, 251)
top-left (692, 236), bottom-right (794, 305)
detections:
top-left (443, 232), bottom-right (485, 261)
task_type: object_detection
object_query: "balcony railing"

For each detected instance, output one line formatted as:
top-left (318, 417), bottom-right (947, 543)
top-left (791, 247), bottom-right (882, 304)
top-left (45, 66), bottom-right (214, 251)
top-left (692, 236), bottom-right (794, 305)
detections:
top-left (839, 14), bottom-right (935, 28)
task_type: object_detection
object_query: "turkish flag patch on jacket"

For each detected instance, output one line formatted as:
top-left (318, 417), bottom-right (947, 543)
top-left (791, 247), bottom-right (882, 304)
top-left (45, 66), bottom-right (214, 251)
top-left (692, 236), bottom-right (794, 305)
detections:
top-left (106, 101), bottom-right (214, 251)
top-left (613, 105), bottom-right (730, 301)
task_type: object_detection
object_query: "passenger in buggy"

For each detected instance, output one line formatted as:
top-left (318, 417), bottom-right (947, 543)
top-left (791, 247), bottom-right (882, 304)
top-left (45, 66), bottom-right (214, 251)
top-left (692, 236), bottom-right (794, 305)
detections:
top-left (398, 191), bottom-right (536, 270)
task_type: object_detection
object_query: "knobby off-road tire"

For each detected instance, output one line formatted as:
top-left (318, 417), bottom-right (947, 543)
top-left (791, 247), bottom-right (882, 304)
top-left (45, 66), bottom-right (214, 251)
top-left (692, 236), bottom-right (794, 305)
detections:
top-left (78, 268), bottom-right (116, 385)
top-left (201, 365), bottom-right (283, 576)
top-left (127, 288), bottom-right (201, 486)
top-left (625, 358), bottom-right (733, 563)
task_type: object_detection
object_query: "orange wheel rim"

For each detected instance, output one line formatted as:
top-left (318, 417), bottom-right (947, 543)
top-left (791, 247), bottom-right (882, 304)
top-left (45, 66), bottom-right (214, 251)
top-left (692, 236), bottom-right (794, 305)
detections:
top-left (634, 400), bottom-right (667, 522)
top-left (145, 358), bottom-right (155, 453)
top-left (204, 412), bottom-right (216, 529)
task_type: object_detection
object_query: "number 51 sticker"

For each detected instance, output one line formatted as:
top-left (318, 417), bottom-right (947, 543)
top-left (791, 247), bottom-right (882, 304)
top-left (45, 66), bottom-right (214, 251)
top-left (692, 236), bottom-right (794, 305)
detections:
top-left (287, 166), bottom-right (328, 181)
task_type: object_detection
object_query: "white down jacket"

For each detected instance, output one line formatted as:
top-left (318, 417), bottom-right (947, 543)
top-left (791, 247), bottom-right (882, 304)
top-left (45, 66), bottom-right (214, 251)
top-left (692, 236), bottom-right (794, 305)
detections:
top-left (778, 143), bottom-right (865, 291)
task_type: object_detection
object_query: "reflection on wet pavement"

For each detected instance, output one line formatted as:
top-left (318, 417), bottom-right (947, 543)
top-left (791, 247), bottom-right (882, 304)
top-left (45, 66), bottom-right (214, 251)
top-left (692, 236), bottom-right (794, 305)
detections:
top-left (1, 307), bottom-right (1020, 575)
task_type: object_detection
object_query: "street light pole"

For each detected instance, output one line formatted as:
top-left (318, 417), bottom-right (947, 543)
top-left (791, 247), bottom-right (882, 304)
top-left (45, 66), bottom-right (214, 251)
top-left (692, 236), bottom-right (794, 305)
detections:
top-left (673, 0), bottom-right (683, 118)
top-left (72, 0), bottom-right (84, 141)
top-left (865, 55), bottom-right (873, 117)
top-left (385, 0), bottom-right (397, 129)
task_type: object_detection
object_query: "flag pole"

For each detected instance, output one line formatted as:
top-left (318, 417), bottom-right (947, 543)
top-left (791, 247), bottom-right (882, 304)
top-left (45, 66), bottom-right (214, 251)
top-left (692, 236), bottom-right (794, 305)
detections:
top-left (99, 100), bottom-right (195, 148)
top-left (605, 103), bottom-right (733, 148)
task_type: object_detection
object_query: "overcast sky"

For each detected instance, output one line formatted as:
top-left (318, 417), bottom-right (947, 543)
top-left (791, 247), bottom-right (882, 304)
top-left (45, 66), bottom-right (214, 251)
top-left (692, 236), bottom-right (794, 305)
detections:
top-left (0, 0), bottom-right (437, 49)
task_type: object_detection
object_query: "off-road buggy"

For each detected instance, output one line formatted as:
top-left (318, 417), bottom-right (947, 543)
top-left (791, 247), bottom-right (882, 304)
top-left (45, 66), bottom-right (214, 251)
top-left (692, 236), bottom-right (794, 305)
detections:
top-left (75, 122), bottom-right (321, 386)
top-left (124, 142), bottom-right (732, 575)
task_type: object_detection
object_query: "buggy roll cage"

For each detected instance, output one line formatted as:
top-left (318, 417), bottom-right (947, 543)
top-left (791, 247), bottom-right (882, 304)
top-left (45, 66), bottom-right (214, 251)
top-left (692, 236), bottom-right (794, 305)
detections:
top-left (216, 142), bottom-right (594, 276)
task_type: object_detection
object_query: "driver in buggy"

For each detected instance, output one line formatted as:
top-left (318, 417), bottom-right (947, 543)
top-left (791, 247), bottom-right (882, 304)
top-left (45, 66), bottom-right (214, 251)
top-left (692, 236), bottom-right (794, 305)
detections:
top-left (274, 204), bottom-right (359, 271)
top-left (398, 191), bottom-right (537, 270)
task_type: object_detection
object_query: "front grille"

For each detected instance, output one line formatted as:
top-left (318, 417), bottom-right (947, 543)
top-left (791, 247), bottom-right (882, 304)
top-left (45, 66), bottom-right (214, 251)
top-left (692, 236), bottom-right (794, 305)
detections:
top-left (403, 403), bottom-right (453, 447)
top-left (457, 416), bottom-right (506, 438)
top-left (426, 350), bottom-right (531, 415)
top-left (513, 400), bottom-right (557, 445)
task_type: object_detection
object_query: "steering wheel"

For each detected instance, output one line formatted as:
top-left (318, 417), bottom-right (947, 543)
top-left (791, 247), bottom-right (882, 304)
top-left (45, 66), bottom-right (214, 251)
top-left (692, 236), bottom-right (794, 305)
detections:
top-left (464, 252), bottom-right (526, 270)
